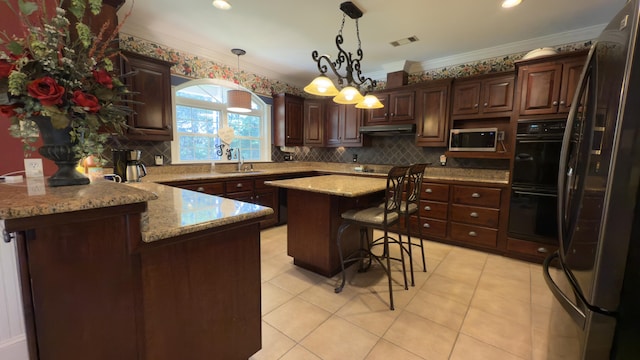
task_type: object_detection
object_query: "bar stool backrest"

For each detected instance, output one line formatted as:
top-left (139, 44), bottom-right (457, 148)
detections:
top-left (383, 165), bottom-right (411, 223)
top-left (407, 163), bottom-right (428, 205)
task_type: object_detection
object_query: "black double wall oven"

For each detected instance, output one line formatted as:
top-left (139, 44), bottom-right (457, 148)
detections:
top-left (508, 119), bottom-right (566, 246)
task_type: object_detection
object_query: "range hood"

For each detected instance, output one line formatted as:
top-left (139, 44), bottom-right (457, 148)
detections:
top-left (359, 123), bottom-right (416, 136)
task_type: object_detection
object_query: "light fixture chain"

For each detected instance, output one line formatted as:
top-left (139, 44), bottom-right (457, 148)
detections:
top-left (356, 19), bottom-right (361, 51)
top-left (339, 13), bottom-right (346, 36)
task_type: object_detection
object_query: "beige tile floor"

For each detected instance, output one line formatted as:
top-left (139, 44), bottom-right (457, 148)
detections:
top-left (250, 225), bottom-right (559, 360)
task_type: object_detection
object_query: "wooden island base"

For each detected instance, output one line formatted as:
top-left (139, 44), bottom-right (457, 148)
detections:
top-left (286, 189), bottom-right (382, 277)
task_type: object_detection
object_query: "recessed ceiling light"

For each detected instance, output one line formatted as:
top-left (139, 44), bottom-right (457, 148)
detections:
top-left (501, 0), bottom-right (522, 8)
top-left (213, 0), bottom-right (231, 10)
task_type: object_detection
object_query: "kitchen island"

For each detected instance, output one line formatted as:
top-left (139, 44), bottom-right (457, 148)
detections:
top-left (265, 175), bottom-right (387, 276)
top-left (0, 180), bottom-right (272, 360)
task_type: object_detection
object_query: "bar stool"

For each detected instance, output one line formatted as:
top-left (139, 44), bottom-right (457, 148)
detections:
top-left (403, 163), bottom-right (429, 286)
top-left (334, 165), bottom-right (411, 310)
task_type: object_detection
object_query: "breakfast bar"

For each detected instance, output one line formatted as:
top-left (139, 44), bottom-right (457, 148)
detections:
top-left (266, 174), bottom-right (387, 276)
top-left (0, 180), bottom-right (272, 360)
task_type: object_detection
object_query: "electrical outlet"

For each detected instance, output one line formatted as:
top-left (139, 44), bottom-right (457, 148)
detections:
top-left (497, 131), bottom-right (505, 141)
top-left (26, 177), bottom-right (46, 195)
top-left (24, 158), bottom-right (44, 178)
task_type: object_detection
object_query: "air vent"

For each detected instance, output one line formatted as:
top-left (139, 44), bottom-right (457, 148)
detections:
top-left (390, 36), bottom-right (419, 47)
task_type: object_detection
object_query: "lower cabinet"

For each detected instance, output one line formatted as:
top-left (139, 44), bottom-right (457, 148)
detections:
top-left (164, 176), bottom-right (281, 229)
top-left (407, 180), bottom-right (509, 255)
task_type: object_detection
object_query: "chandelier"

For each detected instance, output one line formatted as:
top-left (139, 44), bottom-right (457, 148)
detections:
top-left (303, 1), bottom-right (383, 109)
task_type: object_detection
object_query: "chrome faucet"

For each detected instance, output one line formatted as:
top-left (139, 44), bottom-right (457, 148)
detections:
top-left (237, 148), bottom-right (244, 171)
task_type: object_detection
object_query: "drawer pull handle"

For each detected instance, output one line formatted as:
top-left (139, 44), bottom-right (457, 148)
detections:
top-left (468, 231), bottom-right (477, 237)
top-left (471, 192), bottom-right (480, 198)
top-left (470, 212), bottom-right (479, 218)
top-left (423, 223), bottom-right (431, 228)
top-left (236, 183), bottom-right (243, 188)
top-left (537, 247), bottom-right (549, 254)
top-left (197, 186), bottom-right (205, 192)
top-left (424, 206), bottom-right (431, 211)
top-left (425, 188), bottom-right (433, 193)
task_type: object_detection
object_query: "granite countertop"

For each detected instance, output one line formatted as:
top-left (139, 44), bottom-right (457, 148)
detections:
top-left (126, 182), bottom-right (273, 243)
top-left (0, 180), bottom-right (157, 220)
top-left (265, 175), bottom-right (388, 197)
top-left (142, 162), bottom-right (510, 185)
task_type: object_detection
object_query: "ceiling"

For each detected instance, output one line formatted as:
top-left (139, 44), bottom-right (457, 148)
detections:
top-left (118, 0), bottom-right (626, 88)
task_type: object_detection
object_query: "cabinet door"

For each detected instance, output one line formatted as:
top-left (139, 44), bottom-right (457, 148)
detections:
top-left (364, 93), bottom-right (389, 124)
top-left (518, 63), bottom-right (562, 115)
top-left (304, 100), bottom-right (324, 146)
top-left (388, 90), bottom-right (415, 122)
top-left (274, 93), bottom-right (304, 147)
top-left (452, 80), bottom-right (481, 116)
top-left (254, 188), bottom-right (278, 228)
top-left (325, 102), bottom-right (342, 146)
top-left (415, 84), bottom-right (450, 147)
top-left (482, 75), bottom-right (514, 113)
top-left (339, 105), bottom-right (363, 146)
top-left (122, 53), bottom-right (174, 141)
top-left (285, 98), bottom-right (304, 146)
top-left (558, 58), bottom-right (585, 113)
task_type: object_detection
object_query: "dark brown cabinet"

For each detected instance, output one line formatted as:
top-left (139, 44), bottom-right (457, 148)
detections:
top-left (516, 51), bottom-right (587, 115)
top-left (274, 93), bottom-right (304, 146)
top-left (415, 80), bottom-right (451, 147)
top-left (303, 99), bottom-right (325, 146)
top-left (364, 89), bottom-right (415, 125)
top-left (326, 102), bottom-right (366, 147)
top-left (451, 73), bottom-right (514, 118)
top-left (121, 51), bottom-right (174, 141)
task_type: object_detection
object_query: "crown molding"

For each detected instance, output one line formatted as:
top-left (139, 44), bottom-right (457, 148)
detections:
top-left (367, 23), bottom-right (606, 81)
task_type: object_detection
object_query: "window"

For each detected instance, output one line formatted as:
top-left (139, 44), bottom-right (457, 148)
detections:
top-left (171, 79), bottom-right (271, 163)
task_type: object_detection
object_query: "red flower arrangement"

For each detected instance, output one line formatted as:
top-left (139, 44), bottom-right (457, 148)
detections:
top-left (0, 0), bottom-right (133, 160)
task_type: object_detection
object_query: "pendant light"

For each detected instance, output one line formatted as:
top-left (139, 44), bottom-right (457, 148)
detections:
top-left (227, 48), bottom-right (252, 113)
top-left (303, 2), bottom-right (382, 109)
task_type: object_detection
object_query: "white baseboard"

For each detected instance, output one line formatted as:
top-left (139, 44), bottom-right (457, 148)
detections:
top-left (0, 335), bottom-right (28, 360)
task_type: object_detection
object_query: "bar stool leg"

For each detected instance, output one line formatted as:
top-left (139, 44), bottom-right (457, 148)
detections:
top-left (334, 222), bottom-right (352, 294)
top-left (383, 230), bottom-right (395, 310)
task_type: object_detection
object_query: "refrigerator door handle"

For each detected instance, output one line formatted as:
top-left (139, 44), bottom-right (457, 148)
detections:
top-left (543, 252), bottom-right (587, 328)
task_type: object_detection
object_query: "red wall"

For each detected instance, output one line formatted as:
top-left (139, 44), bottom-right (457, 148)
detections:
top-left (1, 0), bottom-right (57, 176)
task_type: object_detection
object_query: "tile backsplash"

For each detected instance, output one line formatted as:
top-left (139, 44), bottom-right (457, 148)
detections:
top-left (102, 135), bottom-right (508, 170)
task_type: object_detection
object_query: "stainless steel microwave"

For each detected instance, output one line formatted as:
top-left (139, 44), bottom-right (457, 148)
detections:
top-left (449, 128), bottom-right (498, 152)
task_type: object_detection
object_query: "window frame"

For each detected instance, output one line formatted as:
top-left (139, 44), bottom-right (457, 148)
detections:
top-left (170, 78), bottom-right (272, 164)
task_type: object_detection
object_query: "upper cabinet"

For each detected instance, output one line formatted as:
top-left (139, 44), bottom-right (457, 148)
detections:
top-left (303, 99), bottom-right (325, 146)
top-left (516, 50), bottom-right (587, 116)
top-left (274, 93), bottom-right (304, 147)
top-left (415, 80), bottom-right (452, 147)
top-left (303, 99), bottom-right (368, 147)
top-left (451, 72), bottom-right (514, 119)
top-left (363, 89), bottom-right (415, 125)
top-left (326, 102), bottom-right (367, 147)
top-left (120, 52), bottom-right (174, 141)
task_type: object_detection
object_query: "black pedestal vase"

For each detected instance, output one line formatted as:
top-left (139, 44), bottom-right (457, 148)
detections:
top-left (32, 116), bottom-right (90, 187)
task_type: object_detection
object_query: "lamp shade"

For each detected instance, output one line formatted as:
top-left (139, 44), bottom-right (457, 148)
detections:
top-left (333, 86), bottom-right (364, 104)
top-left (303, 75), bottom-right (340, 96)
top-left (227, 89), bottom-right (252, 113)
top-left (356, 94), bottom-right (384, 109)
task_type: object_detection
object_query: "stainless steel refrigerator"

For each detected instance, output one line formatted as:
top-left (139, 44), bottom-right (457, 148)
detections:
top-left (542, 0), bottom-right (640, 358)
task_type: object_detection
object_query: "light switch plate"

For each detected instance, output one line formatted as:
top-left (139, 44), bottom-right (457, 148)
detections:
top-left (24, 158), bottom-right (44, 178)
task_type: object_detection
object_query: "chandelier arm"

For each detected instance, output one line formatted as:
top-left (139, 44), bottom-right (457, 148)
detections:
top-left (311, 50), bottom-right (331, 75)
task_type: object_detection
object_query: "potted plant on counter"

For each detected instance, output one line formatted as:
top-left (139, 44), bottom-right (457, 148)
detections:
top-left (0, 0), bottom-right (133, 186)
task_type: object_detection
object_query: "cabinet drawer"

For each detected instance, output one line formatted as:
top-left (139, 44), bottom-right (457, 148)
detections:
top-left (179, 182), bottom-right (224, 195)
top-left (450, 222), bottom-right (497, 248)
top-left (225, 179), bottom-right (254, 193)
top-left (418, 218), bottom-right (447, 238)
top-left (419, 200), bottom-right (448, 220)
top-left (452, 185), bottom-right (501, 208)
top-left (450, 204), bottom-right (499, 228)
top-left (254, 178), bottom-right (272, 190)
top-left (421, 183), bottom-right (449, 202)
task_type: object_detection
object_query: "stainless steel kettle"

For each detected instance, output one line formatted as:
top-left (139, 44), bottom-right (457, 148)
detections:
top-left (125, 162), bottom-right (147, 182)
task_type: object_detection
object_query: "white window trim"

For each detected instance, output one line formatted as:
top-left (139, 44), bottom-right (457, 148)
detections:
top-left (170, 78), bottom-right (272, 164)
